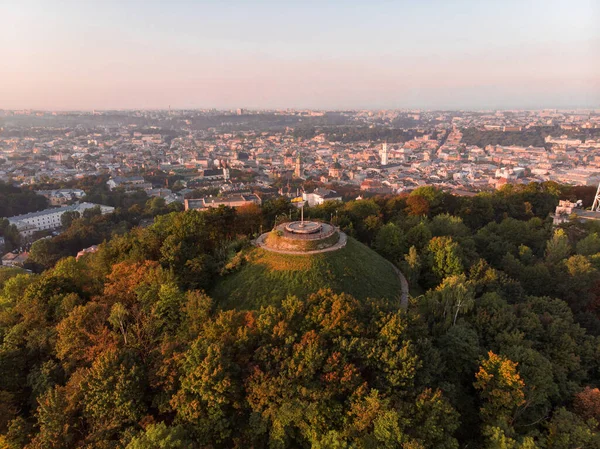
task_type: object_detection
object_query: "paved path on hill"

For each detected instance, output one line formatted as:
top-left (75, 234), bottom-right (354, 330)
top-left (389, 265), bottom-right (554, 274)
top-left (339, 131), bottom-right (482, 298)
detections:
top-left (253, 231), bottom-right (348, 255)
top-left (388, 262), bottom-right (409, 309)
top-left (253, 231), bottom-right (409, 309)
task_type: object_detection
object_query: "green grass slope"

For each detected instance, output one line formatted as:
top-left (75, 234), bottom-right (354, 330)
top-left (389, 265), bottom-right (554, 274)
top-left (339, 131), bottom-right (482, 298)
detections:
top-left (212, 237), bottom-right (403, 310)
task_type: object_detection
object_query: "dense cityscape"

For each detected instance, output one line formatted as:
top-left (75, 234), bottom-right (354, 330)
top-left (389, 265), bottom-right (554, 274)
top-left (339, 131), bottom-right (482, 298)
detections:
top-left (3, 109), bottom-right (600, 193)
top-left (3, 0), bottom-right (600, 447)
top-left (2, 108), bottom-right (600, 265)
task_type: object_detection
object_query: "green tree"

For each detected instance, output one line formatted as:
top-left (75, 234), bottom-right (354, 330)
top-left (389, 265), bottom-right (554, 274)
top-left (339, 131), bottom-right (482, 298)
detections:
top-left (576, 232), bottom-right (600, 256)
top-left (483, 426), bottom-right (539, 449)
top-left (401, 246), bottom-right (421, 286)
top-left (28, 239), bottom-right (61, 269)
top-left (172, 290), bottom-right (428, 447)
top-left (82, 205), bottom-right (102, 219)
top-left (126, 423), bottom-right (194, 449)
top-left (544, 408), bottom-right (600, 449)
top-left (545, 229), bottom-right (571, 264)
top-left (409, 388), bottom-right (460, 449)
top-left (29, 386), bottom-right (78, 449)
top-left (373, 223), bottom-right (406, 262)
top-left (429, 214), bottom-right (469, 239)
top-left (0, 219), bottom-right (22, 252)
top-left (81, 350), bottom-right (146, 436)
top-left (0, 182), bottom-right (48, 217)
top-left (146, 197), bottom-right (169, 216)
top-left (60, 210), bottom-right (80, 229)
top-left (406, 222), bottom-right (432, 251)
top-left (426, 236), bottom-right (464, 284)
top-left (420, 274), bottom-right (475, 331)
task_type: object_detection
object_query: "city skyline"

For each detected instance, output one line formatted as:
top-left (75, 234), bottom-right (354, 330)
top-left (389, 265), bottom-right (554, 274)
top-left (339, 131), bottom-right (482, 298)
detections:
top-left (2, 0), bottom-right (599, 110)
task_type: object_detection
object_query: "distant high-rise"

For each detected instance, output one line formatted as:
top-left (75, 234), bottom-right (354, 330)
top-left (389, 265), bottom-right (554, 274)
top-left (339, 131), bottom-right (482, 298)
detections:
top-left (380, 142), bottom-right (388, 166)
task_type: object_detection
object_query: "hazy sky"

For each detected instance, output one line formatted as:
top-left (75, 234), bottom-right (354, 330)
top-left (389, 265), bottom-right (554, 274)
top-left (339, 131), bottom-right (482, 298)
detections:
top-left (1, 0), bottom-right (599, 110)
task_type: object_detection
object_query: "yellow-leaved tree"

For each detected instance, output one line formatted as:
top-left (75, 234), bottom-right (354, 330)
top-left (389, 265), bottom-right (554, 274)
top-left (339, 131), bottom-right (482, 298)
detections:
top-left (474, 351), bottom-right (526, 434)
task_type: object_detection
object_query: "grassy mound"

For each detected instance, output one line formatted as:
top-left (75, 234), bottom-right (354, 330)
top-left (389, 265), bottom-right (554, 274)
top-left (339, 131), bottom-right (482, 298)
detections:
top-left (212, 237), bottom-right (403, 310)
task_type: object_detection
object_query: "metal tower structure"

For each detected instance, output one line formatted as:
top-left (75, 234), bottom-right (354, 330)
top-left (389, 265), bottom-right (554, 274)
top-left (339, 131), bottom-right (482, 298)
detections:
top-left (592, 181), bottom-right (600, 211)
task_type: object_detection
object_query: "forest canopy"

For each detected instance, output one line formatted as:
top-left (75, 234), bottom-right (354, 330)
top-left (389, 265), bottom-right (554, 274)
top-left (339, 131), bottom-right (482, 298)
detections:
top-left (2, 182), bottom-right (600, 448)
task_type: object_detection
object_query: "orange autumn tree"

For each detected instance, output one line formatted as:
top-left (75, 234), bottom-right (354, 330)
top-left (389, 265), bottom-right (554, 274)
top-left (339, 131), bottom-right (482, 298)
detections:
top-left (102, 260), bottom-right (164, 307)
top-left (474, 351), bottom-right (526, 432)
top-left (574, 386), bottom-right (600, 422)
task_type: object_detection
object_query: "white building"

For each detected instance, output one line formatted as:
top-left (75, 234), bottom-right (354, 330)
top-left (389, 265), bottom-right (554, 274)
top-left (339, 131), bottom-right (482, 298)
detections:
top-left (552, 199), bottom-right (600, 226)
top-left (184, 193), bottom-right (261, 210)
top-left (7, 203), bottom-right (115, 238)
top-left (107, 176), bottom-right (149, 191)
top-left (553, 169), bottom-right (600, 186)
top-left (302, 188), bottom-right (343, 207)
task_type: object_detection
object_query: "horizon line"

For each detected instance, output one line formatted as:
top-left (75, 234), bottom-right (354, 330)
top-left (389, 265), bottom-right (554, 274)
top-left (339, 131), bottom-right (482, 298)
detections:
top-left (2, 107), bottom-right (600, 113)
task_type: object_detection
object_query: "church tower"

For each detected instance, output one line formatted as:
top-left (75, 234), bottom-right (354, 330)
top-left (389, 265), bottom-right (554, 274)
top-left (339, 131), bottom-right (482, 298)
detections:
top-left (222, 160), bottom-right (231, 182)
top-left (294, 154), bottom-right (302, 178)
top-left (380, 142), bottom-right (388, 166)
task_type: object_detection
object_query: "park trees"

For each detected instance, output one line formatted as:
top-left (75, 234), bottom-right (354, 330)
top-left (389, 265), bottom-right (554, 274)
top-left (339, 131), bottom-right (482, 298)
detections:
top-left (172, 290), bottom-right (457, 447)
top-left (425, 236), bottom-right (464, 285)
top-left (2, 183), bottom-right (600, 447)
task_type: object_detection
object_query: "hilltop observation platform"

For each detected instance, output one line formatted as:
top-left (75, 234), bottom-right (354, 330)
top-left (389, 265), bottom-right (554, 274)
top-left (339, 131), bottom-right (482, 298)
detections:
top-left (255, 220), bottom-right (347, 254)
top-left (284, 220), bottom-right (323, 235)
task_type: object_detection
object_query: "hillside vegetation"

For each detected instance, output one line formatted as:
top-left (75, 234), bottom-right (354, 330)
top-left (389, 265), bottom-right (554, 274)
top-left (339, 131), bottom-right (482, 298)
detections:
top-left (2, 182), bottom-right (600, 448)
top-left (213, 237), bottom-right (402, 309)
